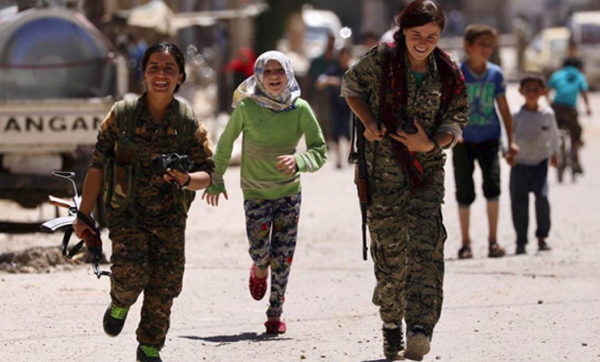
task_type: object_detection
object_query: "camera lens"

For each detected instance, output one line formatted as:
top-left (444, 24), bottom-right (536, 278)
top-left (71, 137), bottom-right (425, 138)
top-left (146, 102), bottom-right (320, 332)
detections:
top-left (179, 155), bottom-right (192, 171)
top-left (152, 155), bottom-right (169, 175)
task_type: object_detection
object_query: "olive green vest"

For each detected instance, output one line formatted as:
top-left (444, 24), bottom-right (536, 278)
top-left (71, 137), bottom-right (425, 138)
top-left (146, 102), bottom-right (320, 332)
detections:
top-left (102, 97), bottom-right (196, 215)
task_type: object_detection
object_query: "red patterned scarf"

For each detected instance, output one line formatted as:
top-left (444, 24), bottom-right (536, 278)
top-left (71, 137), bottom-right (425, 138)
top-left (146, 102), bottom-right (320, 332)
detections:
top-left (379, 41), bottom-right (463, 188)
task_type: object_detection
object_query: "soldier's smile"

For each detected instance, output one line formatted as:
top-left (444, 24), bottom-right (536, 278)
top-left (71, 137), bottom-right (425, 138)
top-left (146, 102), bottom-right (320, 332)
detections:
top-left (404, 22), bottom-right (441, 68)
top-left (144, 51), bottom-right (183, 94)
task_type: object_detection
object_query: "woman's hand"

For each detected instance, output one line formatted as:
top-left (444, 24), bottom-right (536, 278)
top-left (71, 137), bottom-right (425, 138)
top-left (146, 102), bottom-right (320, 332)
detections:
top-left (364, 121), bottom-right (386, 142)
top-left (73, 216), bottom-right (95, 239)
top-left (164, 168), bottom-right (190, 188)
top-left (202, 190), bottom-right (228, 207)
top-left (277, 155), bottom-right (297, 177)
top-left (390, 120), bottom-right (434, 153)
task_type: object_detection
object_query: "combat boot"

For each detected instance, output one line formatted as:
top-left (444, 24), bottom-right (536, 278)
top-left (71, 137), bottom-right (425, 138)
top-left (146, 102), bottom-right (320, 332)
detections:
top-left (103, 303), bottom-right (129, 337)
top-left (382, 323), bottom-right (404, 360)
top-left (403, 325), bottom-right (431, 361)
top-left (136, 345), bottom-right (162, 362)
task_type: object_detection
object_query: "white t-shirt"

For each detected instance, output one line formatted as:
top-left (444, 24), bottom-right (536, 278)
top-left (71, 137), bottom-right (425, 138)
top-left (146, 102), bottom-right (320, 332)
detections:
top-left (513, 105), bottom-right (559, 165)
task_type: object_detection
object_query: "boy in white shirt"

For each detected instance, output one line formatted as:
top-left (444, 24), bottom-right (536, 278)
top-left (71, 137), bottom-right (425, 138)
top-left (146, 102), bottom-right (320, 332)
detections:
top-left (510, 72), bottom-right (559, 255)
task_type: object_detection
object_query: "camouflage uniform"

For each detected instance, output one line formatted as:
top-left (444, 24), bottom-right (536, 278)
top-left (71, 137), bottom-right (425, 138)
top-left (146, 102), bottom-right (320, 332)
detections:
top-left (89, 94), bottom-right (214, 348)
top-left (341, 44), bottom-right (468, 337)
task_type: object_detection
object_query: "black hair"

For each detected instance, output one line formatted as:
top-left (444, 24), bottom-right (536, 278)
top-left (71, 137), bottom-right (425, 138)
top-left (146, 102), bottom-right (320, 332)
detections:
top-left (519, 72), bottom-right (546, 88)
top-left (563, 57), bottom-right (583, 71)
top-left (463, 23), bottom-right (498, 44)
top-left (393, 0), bottom-right (445, 45)
top-left (141, 42), bottom-right (187, 93)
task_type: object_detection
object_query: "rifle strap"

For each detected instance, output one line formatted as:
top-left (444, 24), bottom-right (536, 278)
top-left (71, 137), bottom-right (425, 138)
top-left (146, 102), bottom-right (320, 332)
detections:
top-left (176, 100), bottom-right (195, 155)
top-left (61, 227), bottom-right (81, 258)
top-left (352, 113), bottom-right (379, 208)
top-left (115, 98), bottom-right (138, 142)
top-left (369, 142), bottom-right (379, 205)
top-left (348, 113), bottom-right (358, 164)
top-left (174, 100), bottom-right (198, 211)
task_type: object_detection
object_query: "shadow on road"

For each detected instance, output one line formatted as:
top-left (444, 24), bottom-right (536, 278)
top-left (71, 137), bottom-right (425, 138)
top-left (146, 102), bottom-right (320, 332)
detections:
top-left (178, 332), bottom-right (292, 343)
top-left (444, 253), bottom-right (535, 262)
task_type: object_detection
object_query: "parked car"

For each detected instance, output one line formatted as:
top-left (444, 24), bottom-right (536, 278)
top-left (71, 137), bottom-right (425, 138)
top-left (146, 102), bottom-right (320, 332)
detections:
top-left (302, 8), bottom-right (344, 60)
top-left (568, 11), bottom-right (600, 88)
top-left (525, 27), bottom-right (570, 79)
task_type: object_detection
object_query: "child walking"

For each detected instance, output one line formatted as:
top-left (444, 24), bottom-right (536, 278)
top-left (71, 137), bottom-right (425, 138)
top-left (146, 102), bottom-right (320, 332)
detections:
top-left (511, 72), bottom-right (559, 255)
top-left (203, 51), bottom-right (327, 334)
top-left (547, 57), bottom-right (592, 176)
top-left (316, 47), bottom-right (353, 169)
top-left (453, 24), bottom-right (519, 259)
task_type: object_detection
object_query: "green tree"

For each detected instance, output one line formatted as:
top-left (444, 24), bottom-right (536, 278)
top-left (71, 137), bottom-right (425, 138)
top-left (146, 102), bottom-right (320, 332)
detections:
top-left (254, 0), bottom-right (314, 54)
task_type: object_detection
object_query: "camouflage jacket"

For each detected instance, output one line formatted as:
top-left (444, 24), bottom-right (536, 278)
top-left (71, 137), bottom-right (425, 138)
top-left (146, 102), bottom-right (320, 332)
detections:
top-left (341, 44), bottom-right (468, 187)
top-left (90, 95), bottom-right (214, 223)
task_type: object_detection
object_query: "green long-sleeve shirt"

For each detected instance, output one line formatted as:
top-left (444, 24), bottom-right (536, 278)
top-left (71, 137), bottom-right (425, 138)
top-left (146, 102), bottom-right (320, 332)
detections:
top-left (206, 98), bottom-right (327, 200)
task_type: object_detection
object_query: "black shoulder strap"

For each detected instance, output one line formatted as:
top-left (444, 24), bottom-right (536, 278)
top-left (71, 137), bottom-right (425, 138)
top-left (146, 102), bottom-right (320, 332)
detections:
top-left (348, 113), bottom-right (359, 164)
top-left (115, 98), bottom-right (139, 142)
top-left (176, 100), bottom-right (196, 155)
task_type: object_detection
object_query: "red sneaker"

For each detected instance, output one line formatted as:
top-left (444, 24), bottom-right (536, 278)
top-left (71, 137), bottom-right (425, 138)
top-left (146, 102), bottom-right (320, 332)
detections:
top-left (249, 264), bottom-right (268, 301)
top-left (264, 320), bottom-right (286, 334)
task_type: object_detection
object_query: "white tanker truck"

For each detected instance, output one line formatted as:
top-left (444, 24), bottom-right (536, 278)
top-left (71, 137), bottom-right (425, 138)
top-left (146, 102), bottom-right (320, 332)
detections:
top-left (0, 4), bottom-right (128, 226)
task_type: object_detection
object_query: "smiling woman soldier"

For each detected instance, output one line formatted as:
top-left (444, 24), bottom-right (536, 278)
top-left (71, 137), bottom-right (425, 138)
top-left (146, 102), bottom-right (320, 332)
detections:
top-left (342, 0), bottom-right (469, 360)
top-left (73, 42), bottom-right (215, 362)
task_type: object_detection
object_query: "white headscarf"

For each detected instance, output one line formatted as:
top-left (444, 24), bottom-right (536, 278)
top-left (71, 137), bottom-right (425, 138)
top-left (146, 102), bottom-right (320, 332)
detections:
top-left (232, 51), bottom-right (301, 112)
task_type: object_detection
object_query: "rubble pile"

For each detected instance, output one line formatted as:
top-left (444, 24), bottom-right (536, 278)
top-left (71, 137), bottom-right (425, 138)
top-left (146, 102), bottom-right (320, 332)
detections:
top-left (0, 246), bottom-right (107, 274)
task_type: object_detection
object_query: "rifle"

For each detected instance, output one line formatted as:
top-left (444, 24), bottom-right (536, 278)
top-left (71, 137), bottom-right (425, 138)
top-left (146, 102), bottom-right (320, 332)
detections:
top-left (40, 171), bottom-right (111, 279)
top-left (350, 113), bottom-right (371, 261)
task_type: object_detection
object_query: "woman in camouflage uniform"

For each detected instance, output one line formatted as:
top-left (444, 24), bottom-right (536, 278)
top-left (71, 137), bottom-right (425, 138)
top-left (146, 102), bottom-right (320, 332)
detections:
top-left (73, 42), bottom-right (214, 362)
top-left (342, 1), bottom-right (468, 360)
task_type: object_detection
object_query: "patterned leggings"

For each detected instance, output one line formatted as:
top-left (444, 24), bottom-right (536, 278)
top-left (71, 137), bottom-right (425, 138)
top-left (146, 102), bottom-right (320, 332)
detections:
top-left (244, 192), bottom-right (301, 317)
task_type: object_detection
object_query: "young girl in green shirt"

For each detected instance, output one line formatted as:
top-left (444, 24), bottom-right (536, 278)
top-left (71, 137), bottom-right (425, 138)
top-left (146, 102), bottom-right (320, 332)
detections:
top-left (203, 51), bottom-right (327, 334)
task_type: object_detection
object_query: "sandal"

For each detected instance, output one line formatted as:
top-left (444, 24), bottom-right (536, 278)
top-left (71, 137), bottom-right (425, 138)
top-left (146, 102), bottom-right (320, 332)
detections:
top-left (538, 240), bottom-right (552, 251)
top-left (249, 264), bottom-right (268, 301)
top-left (488, 242), bottom-right (506, 258)
top-left (457, 245), bottom-right (473, 259)
top-left (264, 320), bottom-right (286, 334)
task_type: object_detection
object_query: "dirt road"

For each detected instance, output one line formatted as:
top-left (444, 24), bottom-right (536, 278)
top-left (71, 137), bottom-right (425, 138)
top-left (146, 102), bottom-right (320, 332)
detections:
top-left (1, 84), bottom-right (599, 362)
